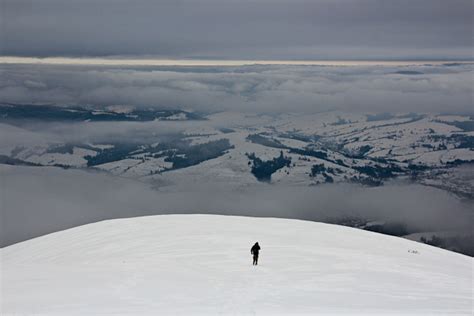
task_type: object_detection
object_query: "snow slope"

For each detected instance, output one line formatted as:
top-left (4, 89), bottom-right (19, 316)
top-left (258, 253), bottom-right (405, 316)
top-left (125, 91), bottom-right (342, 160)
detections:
top-left (1, 215), bottom-right (472, 315)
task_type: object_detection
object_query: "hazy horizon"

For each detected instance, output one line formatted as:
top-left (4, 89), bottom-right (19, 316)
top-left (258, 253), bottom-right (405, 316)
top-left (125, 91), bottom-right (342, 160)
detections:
top-left (1, 56), bottom-right (473, 67)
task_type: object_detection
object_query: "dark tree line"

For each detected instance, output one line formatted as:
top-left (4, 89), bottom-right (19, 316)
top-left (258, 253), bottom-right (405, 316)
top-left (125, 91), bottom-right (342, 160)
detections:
top-left (247, 151), bottom-right (291, 182)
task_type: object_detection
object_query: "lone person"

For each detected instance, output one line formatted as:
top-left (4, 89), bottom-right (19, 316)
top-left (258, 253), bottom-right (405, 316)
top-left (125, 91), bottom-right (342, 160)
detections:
top-left (251, 242), bottom-right (261, 265)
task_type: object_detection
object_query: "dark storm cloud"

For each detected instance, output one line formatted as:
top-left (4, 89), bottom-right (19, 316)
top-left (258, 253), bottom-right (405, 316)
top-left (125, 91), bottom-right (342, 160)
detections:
top-left (0, 63), bottom-right (472, 114)
top-left (1, 0), bottom-right (472, 59)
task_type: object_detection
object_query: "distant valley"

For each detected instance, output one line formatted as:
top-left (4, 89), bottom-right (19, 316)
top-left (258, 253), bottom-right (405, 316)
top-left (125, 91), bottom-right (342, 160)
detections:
top-left (1, 104), bottom-right (473, 255)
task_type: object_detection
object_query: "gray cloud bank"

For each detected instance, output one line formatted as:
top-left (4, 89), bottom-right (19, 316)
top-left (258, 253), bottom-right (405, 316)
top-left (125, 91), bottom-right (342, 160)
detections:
top-left (1, 165), bottom-right (473, 247)
top-left (1, 63), bottom-right (473, 114)
top-left (1, 0), bottom-right (472, 59)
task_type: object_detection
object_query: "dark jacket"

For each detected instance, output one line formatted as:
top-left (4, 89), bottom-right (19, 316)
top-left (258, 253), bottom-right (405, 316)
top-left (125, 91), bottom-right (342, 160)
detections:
top-left (251, 243), bottom-right (260, 255)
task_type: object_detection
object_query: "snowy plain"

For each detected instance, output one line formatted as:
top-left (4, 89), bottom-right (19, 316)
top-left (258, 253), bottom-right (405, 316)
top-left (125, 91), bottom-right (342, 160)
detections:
top-left (1, 214), bottom-right (472, 315)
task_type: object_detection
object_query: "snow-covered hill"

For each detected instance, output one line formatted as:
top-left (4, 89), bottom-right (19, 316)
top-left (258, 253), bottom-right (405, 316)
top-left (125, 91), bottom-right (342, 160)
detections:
top-left (2, 215), bottom-right (472, 315)
top-left (2, 109), bottom-right (472, 197)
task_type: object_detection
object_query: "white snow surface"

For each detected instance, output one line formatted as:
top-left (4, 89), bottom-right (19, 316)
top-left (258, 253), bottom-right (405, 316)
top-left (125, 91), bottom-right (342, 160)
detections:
top-left (1, 214), bottom-right (472, 315)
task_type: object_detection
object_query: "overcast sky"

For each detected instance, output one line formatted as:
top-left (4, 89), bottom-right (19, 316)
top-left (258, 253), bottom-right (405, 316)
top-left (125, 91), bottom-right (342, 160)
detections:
top-left (1, 0), bottom-right (472, 60)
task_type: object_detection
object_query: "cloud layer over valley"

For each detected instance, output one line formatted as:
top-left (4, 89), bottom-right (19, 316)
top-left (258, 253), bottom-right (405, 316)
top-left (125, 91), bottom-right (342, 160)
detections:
top-left (1, 63), bottom-right (472, 114)
top-left (2, 165), bottom-right (473, 247)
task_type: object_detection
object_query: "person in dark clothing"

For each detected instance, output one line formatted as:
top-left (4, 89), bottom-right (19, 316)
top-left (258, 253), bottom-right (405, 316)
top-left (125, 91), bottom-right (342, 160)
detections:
top-left (251, 242), bottom-right (261, 265)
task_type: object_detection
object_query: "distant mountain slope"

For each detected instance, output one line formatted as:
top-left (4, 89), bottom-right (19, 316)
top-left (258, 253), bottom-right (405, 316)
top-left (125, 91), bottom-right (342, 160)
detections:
top-left (2, 110), bottom-right (472, 198)
top-left (2, 214), bottom-right (472, 315)
top-left (0, 103), bottom-right (203, 123)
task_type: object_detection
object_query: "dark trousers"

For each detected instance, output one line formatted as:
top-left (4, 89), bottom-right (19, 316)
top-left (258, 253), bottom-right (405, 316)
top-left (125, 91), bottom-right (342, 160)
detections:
top-left (253, 254), bottom-right (259, 265)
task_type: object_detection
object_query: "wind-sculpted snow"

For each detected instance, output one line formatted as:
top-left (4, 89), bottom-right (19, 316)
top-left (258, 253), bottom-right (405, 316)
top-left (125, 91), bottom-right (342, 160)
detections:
top-left (1, 215), bottom-right (472, 315)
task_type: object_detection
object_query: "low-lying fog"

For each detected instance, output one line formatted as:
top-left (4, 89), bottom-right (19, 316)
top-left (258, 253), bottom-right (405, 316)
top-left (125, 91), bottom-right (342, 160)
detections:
top-left (2, 165), bottom-right (472, 247)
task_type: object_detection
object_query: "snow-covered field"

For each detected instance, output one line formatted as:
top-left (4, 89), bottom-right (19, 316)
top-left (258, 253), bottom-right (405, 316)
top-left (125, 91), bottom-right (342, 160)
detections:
top-left (2, 110), bottom-right (472, 197)
top-left (2, 215), bottom-right (472, 315)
